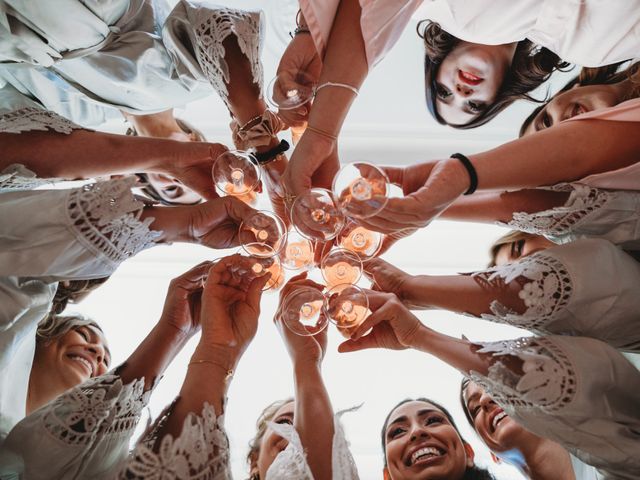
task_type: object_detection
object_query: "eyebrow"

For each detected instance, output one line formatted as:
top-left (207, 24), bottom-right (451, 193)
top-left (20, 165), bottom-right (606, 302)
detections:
top-left (388, 409), bottom-right (441, 429)
top-left (436, 98), bottom-right (477, 118)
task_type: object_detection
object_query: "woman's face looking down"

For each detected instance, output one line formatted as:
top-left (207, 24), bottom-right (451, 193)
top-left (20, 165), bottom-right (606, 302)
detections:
top-left (435, 42), bottom-right (515, 126)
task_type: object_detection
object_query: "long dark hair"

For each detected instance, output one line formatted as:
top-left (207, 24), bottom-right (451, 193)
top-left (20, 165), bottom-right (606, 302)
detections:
top-left (419, 21), bottom-right (569, 129)
top-left (381, 397), bottom-right (495, 480)
top-left (519, 60), bottom-right (640, 136)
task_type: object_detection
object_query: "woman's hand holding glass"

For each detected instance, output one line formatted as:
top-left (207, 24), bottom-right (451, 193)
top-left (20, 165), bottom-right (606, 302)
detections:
top-left (358, 159), bottom-right (470, 234)
top-left (275, 273), bottom-right (328, 368)
top-left (338, 290), bottom-right (423, 353)
top-left (198, 255), bottom-right (271, 364)
top-left (158, 261), bottom-right (214, 340)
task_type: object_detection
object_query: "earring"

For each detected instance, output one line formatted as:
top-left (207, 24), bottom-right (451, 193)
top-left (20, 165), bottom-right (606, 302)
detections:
top-left (250, 474), bottom-right (260, 480)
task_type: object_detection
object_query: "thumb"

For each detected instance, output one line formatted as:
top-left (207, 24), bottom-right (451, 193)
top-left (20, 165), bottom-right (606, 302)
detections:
top-left (338, 336), bottom-right (378, 353)
top-left (247, 272), bottom-right (271, 307)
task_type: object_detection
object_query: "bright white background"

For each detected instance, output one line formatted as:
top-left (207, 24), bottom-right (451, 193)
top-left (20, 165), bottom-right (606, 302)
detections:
top-left (76, 1), bottom-right (576, 478)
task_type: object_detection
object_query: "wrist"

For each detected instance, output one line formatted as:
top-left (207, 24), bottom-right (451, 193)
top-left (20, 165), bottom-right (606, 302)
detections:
top-left (293, 359), bottom-right (322, 377)
top-left (439, 158), bottom-right (475, 197)
top-left (140, 206), bottom-right (192, 243)
top-left (404, 275), bottom-right (432, 308)
top-left (192, 343), bottom-right (240, 371)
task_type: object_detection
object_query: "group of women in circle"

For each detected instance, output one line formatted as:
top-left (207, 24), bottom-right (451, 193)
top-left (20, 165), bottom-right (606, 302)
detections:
top-left (0, 0), bottom-right (639, 479)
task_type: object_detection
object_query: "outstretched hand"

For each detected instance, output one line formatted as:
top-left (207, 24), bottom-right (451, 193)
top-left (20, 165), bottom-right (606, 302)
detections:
top-left (199, 254), bottom-right (271, 363)
top-left (338, 290), bottom-right (422, 353)
top-left (190, 196), bottom-right (259, 249)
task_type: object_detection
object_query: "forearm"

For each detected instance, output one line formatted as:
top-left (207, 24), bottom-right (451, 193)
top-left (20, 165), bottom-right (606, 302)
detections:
top-left (405, 274), bottom-right (525, 315)
top-left (139, 205), bottom-right (193, 243)
top-left (293, 363), bottom-right (334, 480)
top-left (441, 190), bottom-right (570, 223)
top-left (118, 323), bottom-right (191, 390)
top-left (150, 344), bottom-right (235, 449)
top-left (470, 120), bottom-right (640, 191)
top-left (0, 129), bottom-right (195, 179)
top-left (409, 325), bottom-right (492, 376)
top-left (307, 0), bottom-right (368, 135)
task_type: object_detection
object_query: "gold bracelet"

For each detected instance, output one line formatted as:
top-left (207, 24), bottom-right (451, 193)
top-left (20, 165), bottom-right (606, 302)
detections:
top-left (188, 359), bottom-right (234, 380)
top-left (316, 81), bottom-right (359, 97)
top-left (306, 125), bottom-right (338, 141)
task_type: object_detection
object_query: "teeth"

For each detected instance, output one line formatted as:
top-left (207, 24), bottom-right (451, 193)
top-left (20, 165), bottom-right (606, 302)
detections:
top-left (492, 411), bottom-right (507, 430)
top-left (411, 447), bottom-right (441, 465)
top-left (69, 355), bottom-right (93, 376)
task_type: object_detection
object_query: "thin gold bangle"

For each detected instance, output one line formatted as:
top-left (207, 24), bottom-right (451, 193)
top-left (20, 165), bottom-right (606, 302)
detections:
top-left (188, 359), bottom-right (234, 380)
top-left (306, 125), bottom-right (338, 141)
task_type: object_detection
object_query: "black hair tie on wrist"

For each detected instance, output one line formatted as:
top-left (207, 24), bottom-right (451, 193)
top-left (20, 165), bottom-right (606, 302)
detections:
top-left (450, 153), bottom-right (477, 195)
top-left (252, 139), bottom-right (290, 166)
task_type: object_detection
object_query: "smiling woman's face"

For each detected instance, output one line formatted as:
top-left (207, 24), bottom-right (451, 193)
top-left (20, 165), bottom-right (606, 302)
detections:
top-left (463, 382), bottom-right (525, 454)
top-left (35, 325), bottom-right (111, 390)
top-left (384, 400), bottom-right (473, 480)
top-left (523, 84), bottom-right (622, 135)
top-left (435, 42), bottom-right (511, 125)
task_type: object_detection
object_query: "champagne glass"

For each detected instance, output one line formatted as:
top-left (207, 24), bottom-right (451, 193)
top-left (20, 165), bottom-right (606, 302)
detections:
top-left (213, 150), bottom-right (261, 198)
top-left (332, 162), bottom-right (390, 218)
top-left (320, 248), bottom-right (362, 289)
top-left (280, 230), bottom-right (315, 271)
top-left (290, 188), bottom-right (345, 241)
top-left (282, 286), bottom-right (328, 336)
top-left (337, 220), bottom-right (383, 260)
top-left (324, 284), bottom-right (370, 338)
top-left (267, 70), bottom-right (317, 112)
top-left (246, 254), bottom-right (285, 291)
top-left (239, 211), bottom-right (287, 258)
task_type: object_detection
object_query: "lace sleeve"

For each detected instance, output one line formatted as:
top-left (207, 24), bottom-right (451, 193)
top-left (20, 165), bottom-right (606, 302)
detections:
top-left (265, 410), bottom-right (361, 480)
top-left (471, 252), bottom-right (573, 333)
top-left (191, 7), bottom-right (263, 109)
top-left (3, 374), bottom-right (150, 479)
top-left (0, 107), bottom-right (86, 134)
top-left (67, 177), bottom-right (161, 268)
top-left (119, 402), bottom-right (231, 480)
top-left (471, 239), bottom-right (640, 351)
top-left (505, 183), bottom-right (640, 250)
top-left (0, 164), bottom-right (58, 192)
top-left (468, 336), bottom-right (640, 476)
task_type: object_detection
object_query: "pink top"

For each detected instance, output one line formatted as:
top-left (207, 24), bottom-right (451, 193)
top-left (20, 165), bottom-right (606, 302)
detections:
top-left (299, 0), bottom-right (423, 69)
top-left (565, 98), bottom-right (640, 191)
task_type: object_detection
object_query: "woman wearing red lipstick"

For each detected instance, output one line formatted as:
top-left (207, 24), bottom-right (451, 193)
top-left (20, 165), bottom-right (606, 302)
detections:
top-left (381, 398), bottom-right (494, 479)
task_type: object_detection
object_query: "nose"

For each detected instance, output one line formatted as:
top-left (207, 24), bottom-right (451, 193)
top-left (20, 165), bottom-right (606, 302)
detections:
top-left (86, 343), bottom-right (105, 369)
top-left (455, 83), bottom-right (473, 97)
top-left (409, 424), bottom-right (431, 442)
top-left (479, 391), bottom-right (495, 411)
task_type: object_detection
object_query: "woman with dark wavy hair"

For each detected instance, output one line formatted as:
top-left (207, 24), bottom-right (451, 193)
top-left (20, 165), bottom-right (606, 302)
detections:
top-left (381, 397), bottom-right (494, 479)
top-left (277, 0), bottom-right (640, 197)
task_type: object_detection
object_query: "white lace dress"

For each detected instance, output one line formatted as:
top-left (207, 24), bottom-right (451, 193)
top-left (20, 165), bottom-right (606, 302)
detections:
top-left (0, 0), bottom-right (263, 127)
top-left (0, 163), bottom-right (160, 477)
top-left (469, 237), bottom-right (640, 352)
top-left (118, 404), bottom-right (359, 479)
top-left (469, 335), bottom-right (640, 479)
top-left (505, 183), bottom-right (640, 252)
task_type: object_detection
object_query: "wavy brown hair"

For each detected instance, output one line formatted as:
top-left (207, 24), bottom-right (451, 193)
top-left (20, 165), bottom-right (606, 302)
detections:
top-left (520, 61), bottom-right (640, 136)
top-left (51, 277), bottom-right (110, 315)
top-left (419, 21), bottom-right (569, 129)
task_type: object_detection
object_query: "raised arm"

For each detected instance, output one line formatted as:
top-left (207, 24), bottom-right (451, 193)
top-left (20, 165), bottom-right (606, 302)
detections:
top-left (361, 119), bottom-right (640, 234)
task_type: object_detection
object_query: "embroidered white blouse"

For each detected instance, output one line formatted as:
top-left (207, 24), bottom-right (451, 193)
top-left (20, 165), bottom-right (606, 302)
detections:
top-left (470, 238), bottom-right (640, 352)
top-left (0, 0), bottom-right (263, 127)
top-left (469, 335), bottom-right (640, 479)
top-left (118, 404), bottom-right (360, 479)
top-left (0, 161), bottom-right (159, 477)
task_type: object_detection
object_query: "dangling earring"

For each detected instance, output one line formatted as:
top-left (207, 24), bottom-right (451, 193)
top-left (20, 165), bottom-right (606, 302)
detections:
top-left (250, 474), bottom-right (260, 480)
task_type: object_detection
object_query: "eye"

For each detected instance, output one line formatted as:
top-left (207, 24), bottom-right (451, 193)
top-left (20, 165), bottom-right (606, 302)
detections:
top-left (388, 427), bottom-right (405, 439)
top-left (541, 112), bottom-right (552, 129)
top-left (435, 83), bottom-right (451, 100)
top-left (275, 417), bottom-right (293, 425)
top-left (468, 101), bottom-right (486, 113)
top-left (470, 405), bottom-right (481, 419)
top-left (425, 415), bottom-right (444, 426)
top-left (77, 328), bottom-right (90, 341)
